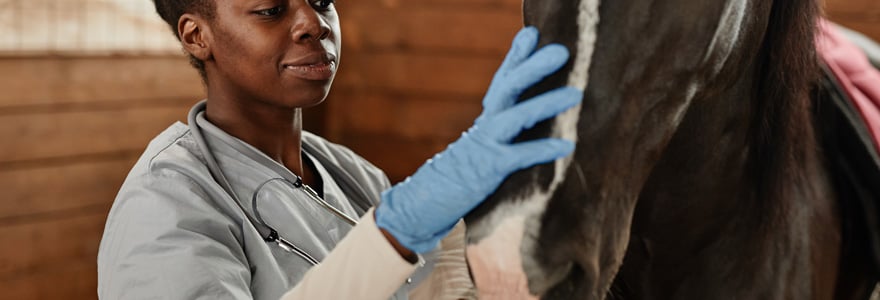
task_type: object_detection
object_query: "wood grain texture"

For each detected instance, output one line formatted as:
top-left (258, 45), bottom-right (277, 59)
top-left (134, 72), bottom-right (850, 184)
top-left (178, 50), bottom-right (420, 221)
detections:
top-left (2, 260), bottom-right (98, 300)
top-left (0, 209), bottom-right (107, 299)
top-left (327, 0), bottom-right (523, 182)
top-left (342, 8), bottom-right (522, 54)
top-left (341, 0), bottom-right (521, 11)
top-left (0, 55), bottom-right (201, 299)
top-left (328, 88), bottom-right (481, 140)
top-left (336, 52), bottom-right (502, 96)
top-left (339, 133), bottom-right (451, 182)
top-left (0, 155), bottom-right (138, 222)
top-left (0, 56), bottom-right (204, 109)
top-left (825, 0), bottom-right (880, 13)
top-left (825, 0), bottom-right (880, 41)
top-left (0, 104), bottom-right (193, 164)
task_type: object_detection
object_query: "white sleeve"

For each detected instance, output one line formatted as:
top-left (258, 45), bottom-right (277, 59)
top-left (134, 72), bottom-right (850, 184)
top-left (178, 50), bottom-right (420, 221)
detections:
top-left (409, 221), bottom-right (477, 300)
top-left (280, 208), bottom-right (419, 300)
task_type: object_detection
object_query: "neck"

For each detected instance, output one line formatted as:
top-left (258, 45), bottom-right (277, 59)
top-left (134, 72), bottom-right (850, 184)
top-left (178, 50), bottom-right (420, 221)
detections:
top-left (204, 90), bottom-right (309, 183)
top-left (617, 53), bottom-right (837, 299)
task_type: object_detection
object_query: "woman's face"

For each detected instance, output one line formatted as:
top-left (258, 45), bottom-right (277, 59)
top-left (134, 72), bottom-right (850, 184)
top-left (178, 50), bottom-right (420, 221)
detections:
top-left (205, 0), bottom-right (341, 109)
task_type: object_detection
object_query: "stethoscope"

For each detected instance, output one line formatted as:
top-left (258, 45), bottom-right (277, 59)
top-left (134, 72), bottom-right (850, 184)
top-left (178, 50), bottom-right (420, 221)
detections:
top-left (187, 101), bottom-right (372, 265)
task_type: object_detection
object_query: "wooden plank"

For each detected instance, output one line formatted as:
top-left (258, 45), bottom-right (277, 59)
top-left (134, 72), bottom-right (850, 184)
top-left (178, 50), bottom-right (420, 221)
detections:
top-left (825, 0), bottom-right (880, 43)
top-left (336, 52), bottom-right (502, 96)
top-left (0, 104), bottom-right (192, 164)
top-left (825, 0), bottom-right (880, 14)
top-left (828, 18), bottom-right (880, 42)
top-left (1, 259), bottom-right (97, 300)
top-left (0, 155), bottom-right (138, 221)
top-left (0, 56), bottom-right (204, 108)
top-left (337, 133), bottom-right (454, 183)
top-left (0, 210), bottom-right (106, 283)
top-left (342, 7), bottom-right (522, 54)
top-left (340, 0), bottom-right (522, 11)
top-left (326, 88), bottom-right (481, 140)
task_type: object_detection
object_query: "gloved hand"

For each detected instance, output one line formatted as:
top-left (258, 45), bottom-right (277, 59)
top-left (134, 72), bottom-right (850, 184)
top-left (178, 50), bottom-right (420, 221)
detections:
top-left (375, 27), bottom-right (583, 253)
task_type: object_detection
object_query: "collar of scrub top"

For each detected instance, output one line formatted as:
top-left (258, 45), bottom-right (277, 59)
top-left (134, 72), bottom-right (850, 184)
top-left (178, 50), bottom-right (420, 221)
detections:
top-left (188, 101), bottom-right (427, 280)
top-left (193, 108), bottom-right (359, 226)
top-left (188, 101), bottom-right (374, 215)
top-left (186, 101), bottom-right (356, 266)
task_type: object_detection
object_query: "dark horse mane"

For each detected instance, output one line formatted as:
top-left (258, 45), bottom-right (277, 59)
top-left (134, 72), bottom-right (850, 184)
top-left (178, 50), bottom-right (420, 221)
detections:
top-left (748, 0), bottom-right (819, 210)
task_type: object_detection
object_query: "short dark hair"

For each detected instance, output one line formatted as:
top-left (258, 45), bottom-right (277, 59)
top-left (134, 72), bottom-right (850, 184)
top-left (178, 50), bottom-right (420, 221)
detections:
top-left (153, 0), bottom-right (216, 81)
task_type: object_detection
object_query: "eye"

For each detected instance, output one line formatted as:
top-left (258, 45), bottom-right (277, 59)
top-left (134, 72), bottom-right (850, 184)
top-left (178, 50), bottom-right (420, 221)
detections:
top-left (312, 0), bottom-right (335, 11)
top-left (255, 6), bottom-right (284, 17)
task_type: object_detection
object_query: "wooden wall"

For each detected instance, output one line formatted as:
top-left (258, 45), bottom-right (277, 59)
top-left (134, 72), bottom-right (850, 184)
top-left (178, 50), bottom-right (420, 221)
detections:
top-left (326, 0), bottom-right (524, 182)
top-left (0, 56), bottom-right (204, 298)
top-left (826, 0), bottom-right (880, 41)
top-left (0, 0), bottom-right (878, 299)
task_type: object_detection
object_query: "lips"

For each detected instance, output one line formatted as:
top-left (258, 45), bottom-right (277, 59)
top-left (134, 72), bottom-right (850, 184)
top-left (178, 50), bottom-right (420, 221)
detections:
top-left (282, 53), bottom-right (337, 81)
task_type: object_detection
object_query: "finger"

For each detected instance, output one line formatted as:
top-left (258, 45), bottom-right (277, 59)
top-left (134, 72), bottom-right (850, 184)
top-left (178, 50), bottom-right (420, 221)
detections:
top-left (505, 138), bottom-right (575, 171)
top-left (496, 27), bottom-right (540, 76)
top-left (483, 27), bottom-right (542, 115)
top-left (496, 44), bottom-right (570, 100)
top-left (485, 87), bottom-right (583, 141)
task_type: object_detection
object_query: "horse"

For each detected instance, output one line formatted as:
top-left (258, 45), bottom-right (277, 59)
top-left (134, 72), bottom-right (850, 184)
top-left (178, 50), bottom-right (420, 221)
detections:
top-left (464, 0), bottom-right (880, 299)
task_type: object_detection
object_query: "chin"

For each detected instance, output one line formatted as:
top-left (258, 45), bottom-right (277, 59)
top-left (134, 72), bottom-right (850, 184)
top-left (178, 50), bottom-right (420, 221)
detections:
top-left (280, 81), bottom-right (333, 108)
top-left (301, 96), bottom-right (329, 108)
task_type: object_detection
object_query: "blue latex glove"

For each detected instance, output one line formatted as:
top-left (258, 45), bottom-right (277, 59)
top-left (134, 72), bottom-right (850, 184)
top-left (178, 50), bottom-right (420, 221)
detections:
top-left (375, 27), bottom-right (583, 253)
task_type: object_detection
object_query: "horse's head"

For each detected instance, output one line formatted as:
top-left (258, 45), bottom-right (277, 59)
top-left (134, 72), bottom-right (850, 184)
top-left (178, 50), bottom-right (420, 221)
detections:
top-left (467, 0), bottom-right (819, 298)
top-left (522, 0), bottom-right (771, 152)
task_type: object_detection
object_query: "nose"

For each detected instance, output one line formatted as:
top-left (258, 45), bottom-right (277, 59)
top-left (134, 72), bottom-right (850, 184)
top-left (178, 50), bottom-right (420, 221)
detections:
top-left (291, 7), bottom-right (331, 42)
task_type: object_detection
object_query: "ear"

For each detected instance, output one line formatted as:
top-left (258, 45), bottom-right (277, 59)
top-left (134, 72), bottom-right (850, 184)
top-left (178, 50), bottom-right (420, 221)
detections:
top-left (178, 13), bottom-right (212, 61)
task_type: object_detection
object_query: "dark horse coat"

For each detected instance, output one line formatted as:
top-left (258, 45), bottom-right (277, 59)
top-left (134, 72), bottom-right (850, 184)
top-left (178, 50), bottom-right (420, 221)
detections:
top-left (465, 0), bottom-right (880, 299)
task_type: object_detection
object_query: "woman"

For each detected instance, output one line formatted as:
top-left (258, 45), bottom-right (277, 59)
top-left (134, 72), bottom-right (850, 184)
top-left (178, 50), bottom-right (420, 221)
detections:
top-left (96, 0), bottom-right (582, 299)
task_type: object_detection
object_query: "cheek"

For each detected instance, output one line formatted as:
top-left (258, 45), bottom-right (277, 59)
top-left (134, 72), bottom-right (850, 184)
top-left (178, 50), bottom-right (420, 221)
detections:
top-left (326, 15), bottom-right (342, 56)
top-left (211, 27), bottom-right (272, 73)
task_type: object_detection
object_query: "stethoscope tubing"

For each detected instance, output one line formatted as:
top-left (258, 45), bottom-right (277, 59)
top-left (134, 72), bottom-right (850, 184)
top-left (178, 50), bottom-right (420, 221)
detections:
top-left (187, 101), bottom-right (359, 266)
top-left (297, 181), bottom-right (359, 226)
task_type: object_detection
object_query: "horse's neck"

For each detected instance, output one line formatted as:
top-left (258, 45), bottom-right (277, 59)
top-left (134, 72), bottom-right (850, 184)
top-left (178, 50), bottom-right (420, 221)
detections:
top-left (637, 74), bottom-right (757, 224)
top-left (616, 71), bottom-right (840, 298)
top-left (641, 72), bottom-right (835, 225)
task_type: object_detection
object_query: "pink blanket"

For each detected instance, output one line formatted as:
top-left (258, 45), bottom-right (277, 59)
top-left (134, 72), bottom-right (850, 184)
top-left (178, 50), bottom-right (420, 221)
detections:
top-left (816, 20), bottom-right (880, 154)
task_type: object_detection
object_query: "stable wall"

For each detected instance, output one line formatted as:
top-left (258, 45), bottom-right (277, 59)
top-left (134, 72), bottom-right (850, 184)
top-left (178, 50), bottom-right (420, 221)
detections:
top-left (827, 0), bottom-right (880, 41)
top-left (0, 55), bottom-right (203, 298)
top-left (325, 0), bottom-right (523, 182)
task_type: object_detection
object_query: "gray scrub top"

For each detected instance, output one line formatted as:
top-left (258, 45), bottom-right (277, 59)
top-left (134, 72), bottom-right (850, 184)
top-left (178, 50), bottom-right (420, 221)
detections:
top-left (98, 104), bottom-right (429, 299)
